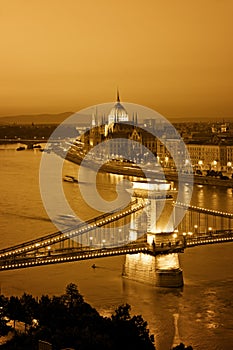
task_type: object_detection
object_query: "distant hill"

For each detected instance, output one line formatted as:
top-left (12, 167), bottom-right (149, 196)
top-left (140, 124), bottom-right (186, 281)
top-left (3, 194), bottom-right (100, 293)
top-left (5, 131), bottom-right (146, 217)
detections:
top-left (0, 111), bottom-right (232, 126)
top-left (0, 112), bottom-right (75, 125)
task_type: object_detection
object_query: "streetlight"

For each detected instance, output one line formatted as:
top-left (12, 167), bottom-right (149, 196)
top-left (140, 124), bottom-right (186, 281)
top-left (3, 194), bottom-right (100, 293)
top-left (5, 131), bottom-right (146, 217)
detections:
top-left (212, 160), bottom-right (217, 170)
top-left (227, 161), bottom-right (232, 174)
top-left (198, 160), bottom-right (203, 172)
top-left (89, 236), bottom-right (93, 249)
top-left (182, 232), bottom-right (187, 246)
top-left (194, 225), bottom-right (198, 235)
top-left (47, 246), bottom-right (51, 256)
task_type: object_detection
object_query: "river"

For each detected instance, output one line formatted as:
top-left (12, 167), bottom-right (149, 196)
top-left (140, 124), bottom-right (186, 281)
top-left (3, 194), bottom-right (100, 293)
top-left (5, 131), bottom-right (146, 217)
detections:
top-left (0, 146), bottom-right (233, 350)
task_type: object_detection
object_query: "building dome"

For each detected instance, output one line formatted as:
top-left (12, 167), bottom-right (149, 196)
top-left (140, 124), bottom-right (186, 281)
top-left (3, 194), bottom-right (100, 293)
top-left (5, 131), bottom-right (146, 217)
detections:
top-left (108, 102), bottom-right (128, 124)
top-left (108, 90), bottom-right (129, 124)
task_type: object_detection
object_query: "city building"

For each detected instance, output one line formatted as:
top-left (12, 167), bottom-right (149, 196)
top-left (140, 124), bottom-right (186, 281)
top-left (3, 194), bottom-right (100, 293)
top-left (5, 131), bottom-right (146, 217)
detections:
top-left (77, 93), bottom-right (159, 162)
top-left (74, 94), bottom-right (233, 173)
top-left (185, 121), bottom-right (233, 172)
top-left (186, 143), bottom-right (233, 172)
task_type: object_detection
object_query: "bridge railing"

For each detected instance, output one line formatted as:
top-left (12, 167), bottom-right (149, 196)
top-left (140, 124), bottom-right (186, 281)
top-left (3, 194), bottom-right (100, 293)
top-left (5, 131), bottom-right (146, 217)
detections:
top-left (0, 198), bottom-right (145, 258)
top-left (0, 242), bottom-right (149, 270)
top-left (174, 201), bottom-right (233, 218)
top-left (185, 231), bottom-right (233, 247)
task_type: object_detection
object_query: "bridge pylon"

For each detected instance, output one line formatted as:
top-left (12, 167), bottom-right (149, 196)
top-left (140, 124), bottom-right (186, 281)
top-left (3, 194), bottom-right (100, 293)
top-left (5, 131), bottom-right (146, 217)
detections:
top-left (123, 181), bottom-right (183, 288)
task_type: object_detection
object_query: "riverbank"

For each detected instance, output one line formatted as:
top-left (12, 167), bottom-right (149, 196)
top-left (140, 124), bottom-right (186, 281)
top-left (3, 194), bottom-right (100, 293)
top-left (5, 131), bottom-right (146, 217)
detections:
top-left (165, 172), bottom-right (233, 188)
top-left (64, 150), bottom-right (233, 188)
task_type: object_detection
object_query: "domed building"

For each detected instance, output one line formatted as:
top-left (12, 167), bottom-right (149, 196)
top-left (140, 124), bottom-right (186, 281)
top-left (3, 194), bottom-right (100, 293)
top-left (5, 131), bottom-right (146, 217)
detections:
top-left (78, 91), bottom-right (158, 161)
top-left (108, 90), bottom-right (129, 124)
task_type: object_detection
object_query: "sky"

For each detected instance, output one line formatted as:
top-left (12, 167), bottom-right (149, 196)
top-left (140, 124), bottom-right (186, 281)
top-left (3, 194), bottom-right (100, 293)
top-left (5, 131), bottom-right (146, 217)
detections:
top-left (0, 0), bottom-right (233, 119)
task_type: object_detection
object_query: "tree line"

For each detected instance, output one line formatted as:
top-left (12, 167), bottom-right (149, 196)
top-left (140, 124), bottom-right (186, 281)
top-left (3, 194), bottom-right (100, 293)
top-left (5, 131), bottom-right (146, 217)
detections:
top-left (0, 283), bottom-right (193, 350)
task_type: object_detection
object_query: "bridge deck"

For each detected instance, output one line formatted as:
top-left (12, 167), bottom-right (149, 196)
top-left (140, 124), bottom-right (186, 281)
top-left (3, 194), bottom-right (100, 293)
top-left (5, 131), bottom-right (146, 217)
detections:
top-left (1, 199), bottom-right (233, 271)
top-left (0, 242), bottom-right (187, 271)
top-left (0, 199), bottom-right (146, 259)
top-left (1, 233), bottom-right (233, 271)
top-left (174, 201), bottom-right (233, 218)
top-left (185, 234), bottom-right (233, 247)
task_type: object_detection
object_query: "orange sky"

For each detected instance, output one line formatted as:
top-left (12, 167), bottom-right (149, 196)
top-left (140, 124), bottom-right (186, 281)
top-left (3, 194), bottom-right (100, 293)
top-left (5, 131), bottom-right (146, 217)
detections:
top-left (0, 0), bottom-right (233, 119)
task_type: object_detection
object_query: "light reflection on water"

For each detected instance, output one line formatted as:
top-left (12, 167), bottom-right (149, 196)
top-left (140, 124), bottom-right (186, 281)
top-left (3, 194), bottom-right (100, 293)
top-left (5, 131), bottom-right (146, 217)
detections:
top-left (0, 150), bottom-right (233, 350)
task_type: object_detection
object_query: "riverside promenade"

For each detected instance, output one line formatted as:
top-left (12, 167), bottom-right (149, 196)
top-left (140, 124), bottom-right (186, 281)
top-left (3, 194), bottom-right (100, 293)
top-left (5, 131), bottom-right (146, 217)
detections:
top-left (64, 149), bottom-right (233, 188)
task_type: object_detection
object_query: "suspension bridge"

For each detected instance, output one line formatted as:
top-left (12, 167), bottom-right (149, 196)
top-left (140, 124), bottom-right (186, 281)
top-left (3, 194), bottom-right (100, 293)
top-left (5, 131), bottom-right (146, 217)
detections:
top-left (0, 198), bottom-right (233, 273)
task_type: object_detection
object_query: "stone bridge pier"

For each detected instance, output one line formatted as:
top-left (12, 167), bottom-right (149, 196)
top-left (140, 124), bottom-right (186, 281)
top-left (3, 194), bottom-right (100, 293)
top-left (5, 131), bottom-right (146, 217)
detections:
top-left (123, 181), bottom-right (183, 288)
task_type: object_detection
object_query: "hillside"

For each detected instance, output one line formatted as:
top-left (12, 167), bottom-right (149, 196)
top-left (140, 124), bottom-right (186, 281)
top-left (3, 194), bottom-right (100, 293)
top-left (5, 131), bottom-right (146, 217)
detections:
top-left (0, 112), bottom-right (74, 125)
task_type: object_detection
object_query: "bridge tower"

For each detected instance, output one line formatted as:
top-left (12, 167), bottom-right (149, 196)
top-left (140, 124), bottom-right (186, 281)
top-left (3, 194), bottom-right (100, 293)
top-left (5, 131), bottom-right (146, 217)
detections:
top-left (123, 181), bottom-right (183, 288)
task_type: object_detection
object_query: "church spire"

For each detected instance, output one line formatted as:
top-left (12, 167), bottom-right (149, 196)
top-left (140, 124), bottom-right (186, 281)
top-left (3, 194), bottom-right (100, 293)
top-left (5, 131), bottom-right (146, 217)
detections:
top-left (117, 88), bottom-right (120, 102)
top-left (91, 110), bottom-right (96, 127)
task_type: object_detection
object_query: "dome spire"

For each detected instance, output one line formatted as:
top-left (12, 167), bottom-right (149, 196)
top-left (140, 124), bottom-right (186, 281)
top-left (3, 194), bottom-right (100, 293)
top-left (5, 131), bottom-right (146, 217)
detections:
top-left (108, 90), bottom-right (128, 124)
top-left (117, 88), bottom-right (120, 102)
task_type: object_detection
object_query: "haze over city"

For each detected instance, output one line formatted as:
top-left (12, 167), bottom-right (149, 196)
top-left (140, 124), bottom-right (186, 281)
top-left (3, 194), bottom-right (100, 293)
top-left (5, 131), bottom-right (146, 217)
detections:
top-left (0, 0), bottom-right (233, 119)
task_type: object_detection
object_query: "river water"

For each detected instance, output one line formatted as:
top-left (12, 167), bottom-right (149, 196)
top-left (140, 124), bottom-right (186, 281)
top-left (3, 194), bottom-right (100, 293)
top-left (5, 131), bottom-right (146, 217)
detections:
top-left (0, 146), bottom-right (233, 350)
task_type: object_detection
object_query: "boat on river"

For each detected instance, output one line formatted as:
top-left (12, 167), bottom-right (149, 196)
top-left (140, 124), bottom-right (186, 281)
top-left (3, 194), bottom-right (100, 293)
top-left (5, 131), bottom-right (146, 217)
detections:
top-left (53, 214), bottom-right (79, 227)
top-left (16, 146), bottom-right (26, 151)
top-left (63, 175), bottom-right (78, 183)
